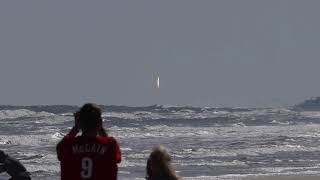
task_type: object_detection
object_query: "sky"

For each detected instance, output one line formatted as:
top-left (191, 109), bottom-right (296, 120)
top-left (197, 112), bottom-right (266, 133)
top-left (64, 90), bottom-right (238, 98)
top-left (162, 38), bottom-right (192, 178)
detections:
top-left (0, 1), bottom-right (320, 107)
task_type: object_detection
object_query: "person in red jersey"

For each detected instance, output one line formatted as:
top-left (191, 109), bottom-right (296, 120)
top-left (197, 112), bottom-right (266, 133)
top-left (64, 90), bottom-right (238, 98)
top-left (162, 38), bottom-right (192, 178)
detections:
top-left (57, 103), bottom-right (121, 180)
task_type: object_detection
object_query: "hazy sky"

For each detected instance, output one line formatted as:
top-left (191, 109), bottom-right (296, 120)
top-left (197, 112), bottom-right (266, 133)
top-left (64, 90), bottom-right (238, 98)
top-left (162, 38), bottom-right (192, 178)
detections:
top-left (0, 1), bottom-right (320, 107)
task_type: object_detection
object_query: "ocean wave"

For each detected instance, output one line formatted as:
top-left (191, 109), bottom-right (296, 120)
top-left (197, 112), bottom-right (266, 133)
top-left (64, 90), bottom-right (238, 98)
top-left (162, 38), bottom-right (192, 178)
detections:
top-left (1, 104), bottom-right (320, 179)
top-left (0, 105), bottom-right (314, 126)
top-left (0, 109), bottom-right (54, 120)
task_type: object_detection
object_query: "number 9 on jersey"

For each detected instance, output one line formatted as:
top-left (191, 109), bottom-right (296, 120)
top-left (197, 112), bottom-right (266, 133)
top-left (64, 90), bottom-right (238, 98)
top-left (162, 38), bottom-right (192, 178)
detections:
top-left (81, 157), bottom-right (93, 178)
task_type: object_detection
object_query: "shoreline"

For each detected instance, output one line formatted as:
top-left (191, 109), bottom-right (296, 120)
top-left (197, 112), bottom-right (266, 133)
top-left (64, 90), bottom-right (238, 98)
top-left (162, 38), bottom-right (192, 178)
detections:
top-left (246, 175), bottom-right (320, 180)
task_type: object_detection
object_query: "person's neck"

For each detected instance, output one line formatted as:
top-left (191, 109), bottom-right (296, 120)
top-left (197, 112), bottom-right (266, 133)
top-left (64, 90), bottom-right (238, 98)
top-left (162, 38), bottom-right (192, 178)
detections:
top-left (81, 130), bottom-right (98, 137)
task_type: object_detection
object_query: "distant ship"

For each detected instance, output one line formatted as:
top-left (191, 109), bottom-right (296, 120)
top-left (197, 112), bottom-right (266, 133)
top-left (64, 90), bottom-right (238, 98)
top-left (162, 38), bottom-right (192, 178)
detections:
top-left (292, 97), bottom-right (320, 111)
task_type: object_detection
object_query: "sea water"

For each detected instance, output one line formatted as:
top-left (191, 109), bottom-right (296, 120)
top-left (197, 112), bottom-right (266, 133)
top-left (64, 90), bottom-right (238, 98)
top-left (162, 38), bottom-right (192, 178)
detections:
top-left (0, 105), bottom-right (320, 180)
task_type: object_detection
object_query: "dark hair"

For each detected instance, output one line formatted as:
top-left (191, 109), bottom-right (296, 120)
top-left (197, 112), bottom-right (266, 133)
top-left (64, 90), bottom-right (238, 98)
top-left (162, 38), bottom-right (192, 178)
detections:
top-left (78, 103), bottom-right (102, 131)
top-left (146, 145), bottom-right (179, 180)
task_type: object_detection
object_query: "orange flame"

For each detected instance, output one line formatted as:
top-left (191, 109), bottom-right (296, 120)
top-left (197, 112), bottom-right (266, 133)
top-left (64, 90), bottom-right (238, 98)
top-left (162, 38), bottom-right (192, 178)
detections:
top-left (156, 75), bottom-right (160, 89)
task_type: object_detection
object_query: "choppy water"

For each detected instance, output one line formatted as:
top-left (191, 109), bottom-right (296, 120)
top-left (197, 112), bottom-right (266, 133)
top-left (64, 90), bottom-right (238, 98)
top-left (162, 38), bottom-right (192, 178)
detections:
top-left (0, 105), bottom-right (320, 179)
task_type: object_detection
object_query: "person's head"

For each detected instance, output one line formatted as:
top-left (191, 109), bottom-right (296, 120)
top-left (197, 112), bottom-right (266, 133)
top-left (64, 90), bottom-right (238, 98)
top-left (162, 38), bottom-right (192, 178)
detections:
top-left (146, 145), bottom-right (179, 180)
top-left (78, 103), bottom-right (102, 133)
top-left (0, 150), bottom-right (7, 162)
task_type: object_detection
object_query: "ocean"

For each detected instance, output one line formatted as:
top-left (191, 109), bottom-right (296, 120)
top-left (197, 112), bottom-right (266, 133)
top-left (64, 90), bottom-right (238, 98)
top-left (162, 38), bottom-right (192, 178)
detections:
top-left (0, 105), bottom-right (320, 179)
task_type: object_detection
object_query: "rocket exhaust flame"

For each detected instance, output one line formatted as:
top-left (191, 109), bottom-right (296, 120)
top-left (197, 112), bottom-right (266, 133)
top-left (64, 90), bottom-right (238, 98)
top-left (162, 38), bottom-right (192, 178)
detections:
top-left (153, 74), bottom-right (160, 89)
top-left (156, 76), bottom-right (160, 89)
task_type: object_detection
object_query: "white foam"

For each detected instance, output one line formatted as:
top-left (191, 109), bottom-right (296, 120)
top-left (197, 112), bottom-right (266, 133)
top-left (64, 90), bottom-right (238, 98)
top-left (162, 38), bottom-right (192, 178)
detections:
top-left (300, 111), bottom-right (320, 118)
top-left (0, 109), bottom-right (54, 120)
top-left (51, 132), bottom-right (64, 140)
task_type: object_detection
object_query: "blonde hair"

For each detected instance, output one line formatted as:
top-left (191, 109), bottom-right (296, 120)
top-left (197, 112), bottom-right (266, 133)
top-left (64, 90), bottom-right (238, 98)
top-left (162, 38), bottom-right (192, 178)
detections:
top-left (146, 145), bottom-right (179, 180)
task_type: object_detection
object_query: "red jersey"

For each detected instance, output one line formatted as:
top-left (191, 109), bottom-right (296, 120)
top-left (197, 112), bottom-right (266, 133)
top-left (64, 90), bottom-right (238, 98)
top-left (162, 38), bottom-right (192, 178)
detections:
top-left (57, 133), bottom-right (121, 180)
